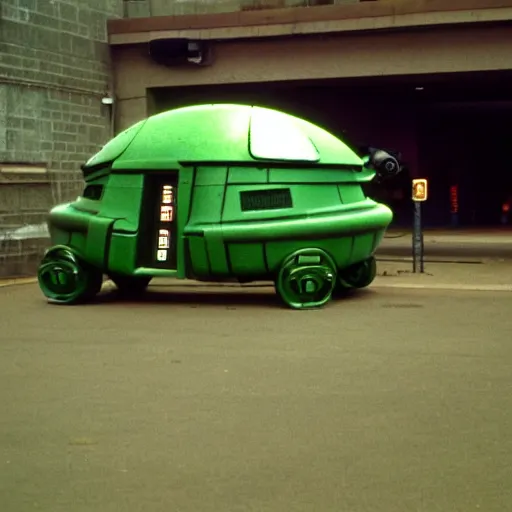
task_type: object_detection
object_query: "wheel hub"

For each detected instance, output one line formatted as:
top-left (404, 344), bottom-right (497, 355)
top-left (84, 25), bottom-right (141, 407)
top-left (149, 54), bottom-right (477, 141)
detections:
top-left (276, 249), bottom-right (337, 309)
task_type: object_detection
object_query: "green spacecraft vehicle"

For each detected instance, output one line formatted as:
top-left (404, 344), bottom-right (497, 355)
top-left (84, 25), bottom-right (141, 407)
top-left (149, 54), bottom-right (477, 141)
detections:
top-left (37, 104), bottom-right (400, 309)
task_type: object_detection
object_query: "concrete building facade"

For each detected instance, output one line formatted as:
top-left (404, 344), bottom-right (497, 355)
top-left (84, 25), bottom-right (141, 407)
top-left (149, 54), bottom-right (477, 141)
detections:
top-left (0, 0), bottom-right (122, 276)
top-left (1, 0), bottom-right (512, 276)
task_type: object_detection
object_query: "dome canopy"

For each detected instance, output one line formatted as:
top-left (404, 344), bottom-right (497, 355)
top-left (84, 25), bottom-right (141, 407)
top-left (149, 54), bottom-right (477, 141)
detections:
top-left (84, 104), bottom-right (363, 170)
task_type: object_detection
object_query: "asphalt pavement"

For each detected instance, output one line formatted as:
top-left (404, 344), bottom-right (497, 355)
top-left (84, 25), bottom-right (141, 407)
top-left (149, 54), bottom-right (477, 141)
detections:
top-left (2, 278), bottom-right (512, 512)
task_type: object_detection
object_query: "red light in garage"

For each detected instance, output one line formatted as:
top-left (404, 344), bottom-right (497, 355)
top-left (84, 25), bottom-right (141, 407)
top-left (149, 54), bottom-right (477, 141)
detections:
top-left (450, 185), bottom-right (459, 214)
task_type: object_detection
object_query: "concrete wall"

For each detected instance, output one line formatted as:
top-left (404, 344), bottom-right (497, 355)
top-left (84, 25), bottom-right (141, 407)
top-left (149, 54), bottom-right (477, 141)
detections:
top-left (112, 25), bottom-right (512, 132)
top-left (0, 0), bottom-right (123, 276)
top-left (123, 0), bottom-right (359, 17)
top-left (111, 0), bottom-right (512, 46)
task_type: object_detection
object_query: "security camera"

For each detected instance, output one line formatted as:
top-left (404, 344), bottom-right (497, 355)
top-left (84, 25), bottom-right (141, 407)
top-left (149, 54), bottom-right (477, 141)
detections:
top-left (367, 147), bottom-right (403, 182)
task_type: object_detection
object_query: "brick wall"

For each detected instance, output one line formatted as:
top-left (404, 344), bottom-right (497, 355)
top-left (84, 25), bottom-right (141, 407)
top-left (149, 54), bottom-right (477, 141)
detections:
top-left (0, 0), bottom-right (123, 277)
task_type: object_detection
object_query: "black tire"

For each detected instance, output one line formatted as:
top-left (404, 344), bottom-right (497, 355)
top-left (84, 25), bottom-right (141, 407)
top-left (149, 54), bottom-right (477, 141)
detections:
top-left (38, 247), bottom-right (103, 305)
top-left (339, 257), bottom-right (377, 289)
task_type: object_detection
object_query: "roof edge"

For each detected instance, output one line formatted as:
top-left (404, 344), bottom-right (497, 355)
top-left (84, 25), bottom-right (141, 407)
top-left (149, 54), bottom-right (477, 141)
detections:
top-left (108, 0), bottom-right (512, 36)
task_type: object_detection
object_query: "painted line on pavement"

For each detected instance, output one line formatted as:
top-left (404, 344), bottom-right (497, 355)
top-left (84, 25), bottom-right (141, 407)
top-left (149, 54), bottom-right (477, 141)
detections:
top-left (373, 282), bottom-right (512, 292)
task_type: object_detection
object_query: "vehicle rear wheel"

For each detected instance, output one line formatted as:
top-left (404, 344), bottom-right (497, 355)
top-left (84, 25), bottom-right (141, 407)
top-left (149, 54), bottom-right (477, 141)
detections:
top-left (339, 257), bottom-right (377, 289)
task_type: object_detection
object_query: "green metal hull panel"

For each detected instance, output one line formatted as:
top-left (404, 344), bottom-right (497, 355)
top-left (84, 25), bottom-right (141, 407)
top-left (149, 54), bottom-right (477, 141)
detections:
top-left (42, 197), bottom-right (390, 278)
top-left (107, 104), bottom-right (364, 169)
top-left (84, 120), bottom-right (146, 169)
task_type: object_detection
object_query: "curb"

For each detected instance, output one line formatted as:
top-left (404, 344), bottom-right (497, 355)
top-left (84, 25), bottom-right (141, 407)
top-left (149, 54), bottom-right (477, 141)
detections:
top-left (0, 277), bottom-right (37, 288)
top-left (1, 277), bottom-right (511, 294)
top-left (376, 256), bottom-right (484, 264)
top-left (372, 282), bottom-right (512, 292)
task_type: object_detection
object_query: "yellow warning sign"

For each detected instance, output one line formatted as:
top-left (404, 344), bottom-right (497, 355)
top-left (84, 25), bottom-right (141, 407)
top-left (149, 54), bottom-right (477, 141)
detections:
top-left (412, 179), bottom-right (428, 202)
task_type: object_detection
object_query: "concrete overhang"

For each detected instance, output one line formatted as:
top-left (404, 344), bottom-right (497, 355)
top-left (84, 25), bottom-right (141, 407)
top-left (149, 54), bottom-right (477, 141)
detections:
top-left (108, 0), bottom-right (512, 45)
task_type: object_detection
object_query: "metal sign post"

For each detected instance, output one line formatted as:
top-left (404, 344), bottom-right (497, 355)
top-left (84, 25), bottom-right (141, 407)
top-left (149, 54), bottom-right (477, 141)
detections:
top-left (412, 179), bottom-right (427, 273)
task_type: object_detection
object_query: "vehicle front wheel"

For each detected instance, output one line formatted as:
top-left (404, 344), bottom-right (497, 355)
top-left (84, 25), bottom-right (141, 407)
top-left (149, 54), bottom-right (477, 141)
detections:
top-left (38, 246), bottom-right (103, 305)
top-left (274, 248), bottom-right (337, 309)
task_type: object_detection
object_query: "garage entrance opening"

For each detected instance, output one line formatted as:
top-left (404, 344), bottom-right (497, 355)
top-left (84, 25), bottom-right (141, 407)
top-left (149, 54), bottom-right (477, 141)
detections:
top-left (419, 106), bottom-right (512, 227)
top-left (148, 70), bottom-right (512, 228)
